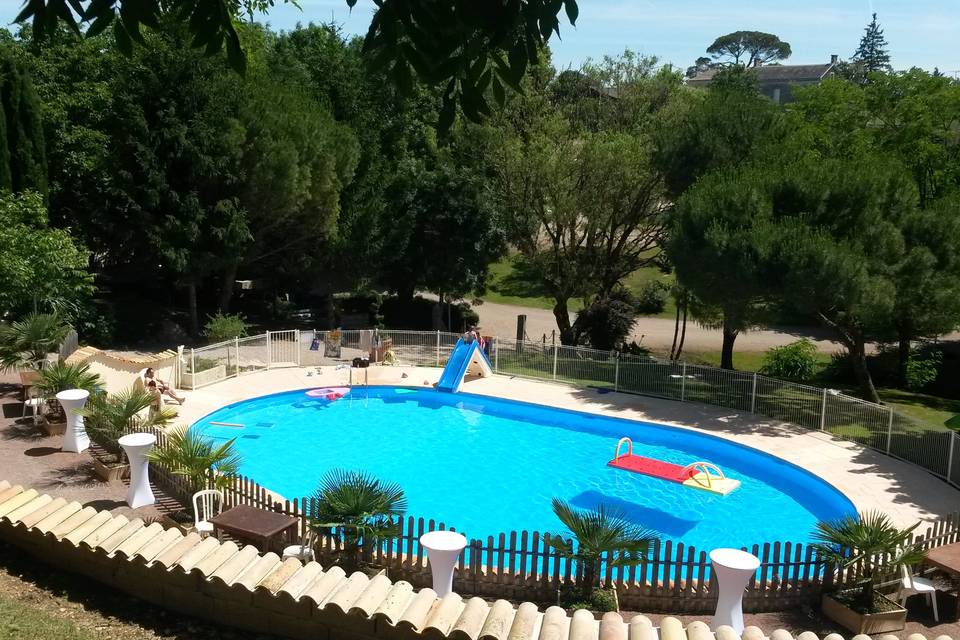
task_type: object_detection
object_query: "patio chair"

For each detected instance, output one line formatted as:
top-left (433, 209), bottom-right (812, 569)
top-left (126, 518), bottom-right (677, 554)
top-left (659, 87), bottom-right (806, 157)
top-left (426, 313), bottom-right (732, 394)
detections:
top-left (898, 563), bottom-right (939, 622)
top-left (21, 386), bottom-right (44, 425)
top-left (282, 527), bottom-right (317, 563)
top-left (192, 489), bottom-right (223, 538)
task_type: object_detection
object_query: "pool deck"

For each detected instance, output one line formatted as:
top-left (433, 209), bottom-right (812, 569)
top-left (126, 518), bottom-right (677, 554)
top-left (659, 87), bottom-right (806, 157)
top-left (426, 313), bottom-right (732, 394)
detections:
top-left (175, 365), bottom-right (960, 530)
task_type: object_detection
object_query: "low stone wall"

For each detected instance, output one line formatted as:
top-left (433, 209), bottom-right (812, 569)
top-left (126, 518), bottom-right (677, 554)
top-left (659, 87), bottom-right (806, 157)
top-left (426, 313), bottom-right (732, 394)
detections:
top-left (0, 481), bottom-right (950, 640)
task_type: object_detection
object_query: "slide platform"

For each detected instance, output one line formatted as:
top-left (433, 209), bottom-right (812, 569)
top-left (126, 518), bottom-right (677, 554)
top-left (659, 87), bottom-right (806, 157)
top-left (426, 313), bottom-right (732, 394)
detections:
top-left (436, 338), bottom-right (492, 393)
top-left (608, 437), bottom-right (740, 495)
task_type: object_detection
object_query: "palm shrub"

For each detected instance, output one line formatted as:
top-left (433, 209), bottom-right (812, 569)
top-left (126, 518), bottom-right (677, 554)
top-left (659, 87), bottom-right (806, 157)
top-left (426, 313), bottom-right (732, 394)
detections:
top-left (0, 312), bottom-right (70, 371)
top-left (549, 498), bottom-right (659, 602)
top-left (812, 511), bottom-right (924, 613)
top-left (35, 362), bottom-right (102, 422)
top-left (146, 426), bottom-right (242, 498)
top-left (310, 469), bottom-right (407, 572)
top-left (81, 387), bottom-right (175, 463)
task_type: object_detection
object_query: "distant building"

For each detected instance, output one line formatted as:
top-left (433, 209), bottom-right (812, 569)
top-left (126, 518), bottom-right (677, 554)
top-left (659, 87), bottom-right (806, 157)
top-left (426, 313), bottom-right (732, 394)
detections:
top-left (687, 55), bottom-right (839, 104)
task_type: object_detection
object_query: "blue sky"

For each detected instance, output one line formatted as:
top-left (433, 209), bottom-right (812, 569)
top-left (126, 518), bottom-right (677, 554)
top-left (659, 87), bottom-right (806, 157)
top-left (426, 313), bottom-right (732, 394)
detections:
top-left (3, 0), bottom-right (958, 73)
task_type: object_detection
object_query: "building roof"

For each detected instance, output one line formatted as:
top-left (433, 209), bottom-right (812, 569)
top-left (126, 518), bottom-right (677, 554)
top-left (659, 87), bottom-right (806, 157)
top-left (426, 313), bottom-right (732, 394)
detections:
top-left (688, 63), bottom-right (835, 86)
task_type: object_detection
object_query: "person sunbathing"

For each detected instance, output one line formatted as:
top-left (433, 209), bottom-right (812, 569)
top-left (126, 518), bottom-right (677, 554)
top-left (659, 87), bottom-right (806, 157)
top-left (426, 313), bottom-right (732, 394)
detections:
top-left (144, 367), bottom-right (185, 404)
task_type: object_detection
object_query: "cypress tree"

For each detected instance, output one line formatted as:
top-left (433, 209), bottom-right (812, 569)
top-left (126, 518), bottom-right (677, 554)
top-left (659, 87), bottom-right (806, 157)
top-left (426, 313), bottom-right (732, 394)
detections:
top-left (852, 13), bottom-right (892, 74)
top-left (0, 51), bottom-right (47, 197)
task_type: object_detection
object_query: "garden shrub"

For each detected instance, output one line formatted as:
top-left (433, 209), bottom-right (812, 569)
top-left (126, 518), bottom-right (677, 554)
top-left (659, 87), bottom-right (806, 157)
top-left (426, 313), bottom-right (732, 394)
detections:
top-left (202, 312), bottom-right (249, 343)
top-left (636, 280), bottom-right (670, 315)
top-left (577, 288), bottom-right (639, 351)
top-left (905, 348), bottom-right (942, 391)
top-left (565, 588), bottom-right (618, 613)
top-left (758, 339), bottom-right (819, 382)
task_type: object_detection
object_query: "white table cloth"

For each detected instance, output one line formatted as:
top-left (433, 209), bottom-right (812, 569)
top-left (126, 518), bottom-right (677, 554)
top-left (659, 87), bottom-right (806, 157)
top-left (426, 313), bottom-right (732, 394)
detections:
top-left (58, 389), bottom-right (90, 453)
top-left (420, 530), bottom-right (467, 598)
top-left (710, 548), bottom-right (761, 633)
top-left (118, 432), bottom-right (157, 508)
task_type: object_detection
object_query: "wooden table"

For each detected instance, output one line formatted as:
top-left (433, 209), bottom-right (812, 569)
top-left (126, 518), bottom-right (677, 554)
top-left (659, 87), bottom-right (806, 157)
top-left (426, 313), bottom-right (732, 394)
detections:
top-left (924, 542), bottom-right (960, 620)
top-left (210, 504), bottom-right (299, 552)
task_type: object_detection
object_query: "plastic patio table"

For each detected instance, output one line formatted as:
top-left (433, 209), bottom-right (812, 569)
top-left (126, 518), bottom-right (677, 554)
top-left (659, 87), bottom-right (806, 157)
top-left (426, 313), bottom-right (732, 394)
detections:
top-left (209, 504), bottom-right (299, 552)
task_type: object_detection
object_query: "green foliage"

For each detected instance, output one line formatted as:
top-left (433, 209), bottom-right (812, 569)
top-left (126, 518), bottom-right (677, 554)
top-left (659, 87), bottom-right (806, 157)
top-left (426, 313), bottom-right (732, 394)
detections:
top-left (576, 288), bottom-right (640, 351)
top-left (145, 425), bottom-right (242, 493)
top-left (202, 313), bottom-right (248, 343)
top-left (0, 312), bottom-right (70, 370)
top-left (0, 191), bottom-right (93, 319)
top-left (186, 357), bottom-right (221, 374)
top-left (309, 469), bottom-right (407, 572)
top-left (758, 339), bottom-right (819, 383)
top-left (81, 386), bottom-right (175, 457)
top-left (905, 349), bottom-right (942, 392)
top-left (15, 0), bottom-right (578, 131)
top-left (851, 13), bottom-right (891, 74)
top-left (812, 511), bottom-right (923, 612)
top-left (635, 281), bottom-right (670, 315)
top-left (705, 31), bottom-right (792, 67)
top-left (0, 47), bottom-right (47, 196)
top-left (566, 588), bottom-right (618, 613)
top-left (549, 498), bottom-right (658, 599)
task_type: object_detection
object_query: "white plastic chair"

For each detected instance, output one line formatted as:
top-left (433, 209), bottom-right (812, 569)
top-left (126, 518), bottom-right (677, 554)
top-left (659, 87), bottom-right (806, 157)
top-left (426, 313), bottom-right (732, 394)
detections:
top-left (899, 563), bottom-right (939, 622)
top-left (282, 528), bottom-right (316, 563)
top-left (192, 489), bottom-right (223, 538)
top-left (21, 389), bottom-right (44, 425)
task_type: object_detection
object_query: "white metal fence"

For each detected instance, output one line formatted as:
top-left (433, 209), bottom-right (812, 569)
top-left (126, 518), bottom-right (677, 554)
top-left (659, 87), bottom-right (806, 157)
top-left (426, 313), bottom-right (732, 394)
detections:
top-left (178, 328), bottom-right (960, 490)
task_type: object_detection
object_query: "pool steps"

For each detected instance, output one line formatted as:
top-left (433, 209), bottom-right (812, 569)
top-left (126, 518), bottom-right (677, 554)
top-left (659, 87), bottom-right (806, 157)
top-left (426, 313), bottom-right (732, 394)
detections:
top-left (0, 480), bottom-right (952, 640)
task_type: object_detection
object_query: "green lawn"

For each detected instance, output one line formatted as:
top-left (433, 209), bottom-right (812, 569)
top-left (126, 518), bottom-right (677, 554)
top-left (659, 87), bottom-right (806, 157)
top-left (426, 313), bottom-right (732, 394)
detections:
top-left (879, 388), bottom-right (960, 431)
top-left (0, 598), bottom-right (96, 640)
top-left (481, 256), bottom-right (676, 317)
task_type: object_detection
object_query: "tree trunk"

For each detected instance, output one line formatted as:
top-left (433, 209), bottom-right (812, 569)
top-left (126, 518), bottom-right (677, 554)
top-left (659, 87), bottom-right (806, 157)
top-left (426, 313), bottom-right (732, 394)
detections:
top-left (896, 329), bottom-right (911, 389)
top-left (676, 303), bottom-right (688, 360)
top-left (553, 299), bottom-right (577, 345)
top-left (850, 339), bottom-right (880, 403)
top-left (720, 320), bottom-right (739, 370)
top-left (581, 559), bottom-right (597, 600)
top-left (670, 303), bottom-right (681, 361)
top-left (186, 280), bottom-right (199, 336)
top-left (218, 263), bottom-right (238, 312)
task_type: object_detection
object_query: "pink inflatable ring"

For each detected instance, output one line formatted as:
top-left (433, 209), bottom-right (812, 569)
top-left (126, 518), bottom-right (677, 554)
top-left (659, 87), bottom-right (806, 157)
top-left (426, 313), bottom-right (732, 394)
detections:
top-left (305, 387), bottom-right (350, 400)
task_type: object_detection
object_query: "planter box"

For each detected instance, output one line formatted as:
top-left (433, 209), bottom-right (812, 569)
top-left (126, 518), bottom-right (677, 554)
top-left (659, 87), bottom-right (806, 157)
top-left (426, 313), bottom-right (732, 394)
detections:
top-left (162, 514), bottom-right (196, 535)
top-left (42, 419), bottom-right (66, 437)
top-left (92, 457), bottom-right (129, 482)
top-left (822, 593), bottom-right (907, 634)
top-left (181, 364), bottom-right (227, 389)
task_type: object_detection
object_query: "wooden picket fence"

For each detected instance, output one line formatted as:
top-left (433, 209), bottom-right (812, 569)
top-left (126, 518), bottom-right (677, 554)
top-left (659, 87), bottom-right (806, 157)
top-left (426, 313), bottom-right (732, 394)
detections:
top-left (193, 470), bottom-right (960, 613)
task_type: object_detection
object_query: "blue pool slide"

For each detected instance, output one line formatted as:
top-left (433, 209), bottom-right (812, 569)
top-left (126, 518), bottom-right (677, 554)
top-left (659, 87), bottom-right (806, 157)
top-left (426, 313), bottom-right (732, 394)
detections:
top-left (436, 339), bottom-right (491, 392)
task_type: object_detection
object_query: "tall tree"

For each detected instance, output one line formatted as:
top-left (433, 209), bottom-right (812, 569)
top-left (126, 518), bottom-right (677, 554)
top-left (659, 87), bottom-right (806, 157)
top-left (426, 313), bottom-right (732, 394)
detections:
top-left (0, 47), bottom-right (47, 197)
top-left (852, 13), bottom-right (891, 74)
top-left (706, 31), bottom-right (791, 67)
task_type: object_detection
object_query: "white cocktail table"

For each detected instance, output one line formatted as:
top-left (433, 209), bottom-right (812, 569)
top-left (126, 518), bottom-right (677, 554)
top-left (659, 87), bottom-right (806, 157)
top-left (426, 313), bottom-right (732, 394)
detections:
top-left (118, 432), bottom-right (157, 508)
top-left (710, 548), bottom-right (760, 633)
top-left (420, 530), bottom-right (467, 597)
top-left (58, 389), bottom-right (90, 453)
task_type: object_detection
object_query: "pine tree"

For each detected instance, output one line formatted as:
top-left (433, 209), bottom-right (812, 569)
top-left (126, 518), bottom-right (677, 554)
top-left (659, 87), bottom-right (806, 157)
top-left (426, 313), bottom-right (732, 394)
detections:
top-left (852, 13), bottom-right (892, 74)
top-left (0, 50), bottom-right (47, 197)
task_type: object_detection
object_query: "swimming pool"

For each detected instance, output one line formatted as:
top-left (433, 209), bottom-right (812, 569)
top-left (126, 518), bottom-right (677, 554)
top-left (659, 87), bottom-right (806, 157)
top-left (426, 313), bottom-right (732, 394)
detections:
top-left (193, 386), bottom-right (856, 550)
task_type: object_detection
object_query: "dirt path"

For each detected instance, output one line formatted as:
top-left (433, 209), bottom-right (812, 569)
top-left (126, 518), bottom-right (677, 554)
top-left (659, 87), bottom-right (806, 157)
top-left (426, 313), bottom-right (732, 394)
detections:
top-left (472, 301), bottom-right (848, 354)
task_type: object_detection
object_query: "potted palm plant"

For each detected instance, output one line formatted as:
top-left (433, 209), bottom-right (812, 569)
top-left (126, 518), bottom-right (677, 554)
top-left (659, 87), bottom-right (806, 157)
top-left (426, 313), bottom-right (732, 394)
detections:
top-left (34, 362), bottom-right (102, 436)
top-left (813, 511), bottom-right (924, 634)
top-left (549, 498), bottom-right (659, 612)
top-left (0, 312), bottom-right (70, 371)
top-left (81, 387), bottom-right (176, 481)
top-left (309, 469), bottom-right (407, 574)
top-left (145, 426), bottom-right (242, 532)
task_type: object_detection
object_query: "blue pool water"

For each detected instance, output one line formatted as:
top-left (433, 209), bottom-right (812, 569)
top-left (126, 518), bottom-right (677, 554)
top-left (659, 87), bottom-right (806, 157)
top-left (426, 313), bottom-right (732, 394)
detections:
top-left (193, 386), bottom-right (855, 550)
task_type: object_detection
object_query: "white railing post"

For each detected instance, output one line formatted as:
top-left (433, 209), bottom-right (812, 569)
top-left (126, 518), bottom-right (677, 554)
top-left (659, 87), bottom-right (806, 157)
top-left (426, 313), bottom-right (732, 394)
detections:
top-left (750, 373), bottom-right (758, 413)
top-left (819, 388), bottom-right (828, 431)
top-left (494, 337), bottom-right (499, 372)
top-left (680, 362), bottom-right (687, 401)
top-left (885, 407), bottom-right (894, 454)
top-left (266, 330), bottom-right (272, 369)
top-left (552, 344), bottom-right (558, 380)
top-left (175, 345), bottom-right (184, 388)
top-left (614, 353), bottom-right (620, 392)
top-left (436, 330), bottom-right (440, 366)
top-left (949, 431), bottom-right (956, 483)
top-left (295, 329), bottom-right (301, 366)
top-left (190, 348), bottom-right (195, 390)
top-left (235, 337), bottom-right (240, 378)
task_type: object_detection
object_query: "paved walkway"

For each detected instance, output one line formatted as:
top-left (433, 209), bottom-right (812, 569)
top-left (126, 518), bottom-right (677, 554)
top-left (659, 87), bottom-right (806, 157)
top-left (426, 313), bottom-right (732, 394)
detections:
top-left (174, 366), bottom-right (960, 529)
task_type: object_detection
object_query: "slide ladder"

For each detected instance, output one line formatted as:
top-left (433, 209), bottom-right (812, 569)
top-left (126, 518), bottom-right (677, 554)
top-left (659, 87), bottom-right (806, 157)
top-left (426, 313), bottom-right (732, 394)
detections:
top-left (608, 437), bottom-right (740, 495)
top-left (436, 338), bottom-right (492, 393)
